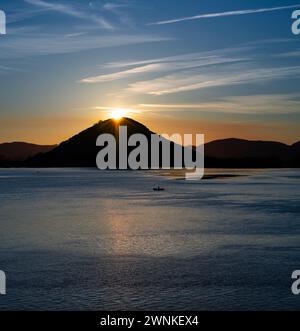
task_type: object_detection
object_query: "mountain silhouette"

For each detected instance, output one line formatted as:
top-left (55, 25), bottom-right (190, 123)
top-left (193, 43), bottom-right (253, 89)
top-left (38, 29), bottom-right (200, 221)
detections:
top-left (291, 141), bottom-right (300, 154)
top-left (0, 142), bottom-right (56, 165)
top-left (204, 138), bottom-right (299, 168)
top-left (291, 141), bottom-right (300, 165)
top-left (26, 118), bottom-right (157, 167)
top-left (205, 138), bottom-right (291, 159)
top-left (1, 118), bottom-right (299, 168)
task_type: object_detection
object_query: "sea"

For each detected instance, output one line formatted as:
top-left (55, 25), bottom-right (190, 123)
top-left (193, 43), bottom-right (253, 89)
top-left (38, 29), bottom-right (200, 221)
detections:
top-left (0, 168), bottom-right (299, 310)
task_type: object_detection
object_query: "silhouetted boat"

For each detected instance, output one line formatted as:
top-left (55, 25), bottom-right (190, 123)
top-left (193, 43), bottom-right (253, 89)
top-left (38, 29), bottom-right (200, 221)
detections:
top-left (153, 186), bottom-right (165, 192)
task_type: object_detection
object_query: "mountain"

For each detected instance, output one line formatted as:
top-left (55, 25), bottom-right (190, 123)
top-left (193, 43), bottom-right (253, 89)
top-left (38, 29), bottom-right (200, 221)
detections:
top-left (0, 142), bottom-right (56, 164)
top-left (26, 118), bottom-right (156, 167)
top-left (291, 141), bottom-right (300, 165)
top-left (205, 138), bottom-right (291, 159)
top-left (204, 138), bottom-right (298, 168)
top-left (291, 141), bottom-right (300, 154)
top-left (3, 118), bottom-right (300, 168)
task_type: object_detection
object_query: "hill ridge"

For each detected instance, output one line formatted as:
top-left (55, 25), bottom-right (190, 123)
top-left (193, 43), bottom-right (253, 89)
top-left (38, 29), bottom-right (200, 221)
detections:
top-left (0, 118), bottom-right (299, 168)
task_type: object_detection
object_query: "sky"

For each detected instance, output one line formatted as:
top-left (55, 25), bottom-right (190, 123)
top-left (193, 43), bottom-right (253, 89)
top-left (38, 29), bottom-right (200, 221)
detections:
top-left (0, 0), bottom-right (300, 144)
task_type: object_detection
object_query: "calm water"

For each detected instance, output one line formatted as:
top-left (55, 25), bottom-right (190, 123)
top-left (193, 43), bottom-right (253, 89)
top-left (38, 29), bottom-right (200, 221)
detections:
top-left (0, 168), bottom-right (299, 310)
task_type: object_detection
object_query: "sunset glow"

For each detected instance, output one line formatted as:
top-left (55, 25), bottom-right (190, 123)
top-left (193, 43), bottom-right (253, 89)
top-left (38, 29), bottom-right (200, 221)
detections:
top-left (110, 108), bottom-right (127, 120)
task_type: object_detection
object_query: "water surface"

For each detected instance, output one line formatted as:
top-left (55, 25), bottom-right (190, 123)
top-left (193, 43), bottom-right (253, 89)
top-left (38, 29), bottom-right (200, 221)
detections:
top-left (0, 168), bottom-right (299, 310)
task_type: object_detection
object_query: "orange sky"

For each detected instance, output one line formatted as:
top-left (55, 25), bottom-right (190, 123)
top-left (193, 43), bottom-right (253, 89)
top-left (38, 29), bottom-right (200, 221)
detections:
top-left (1, 114), bottom-right (299, 146)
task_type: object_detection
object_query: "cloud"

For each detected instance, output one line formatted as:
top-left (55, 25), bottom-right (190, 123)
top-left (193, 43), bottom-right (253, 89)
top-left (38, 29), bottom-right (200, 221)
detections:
top-left (102, 1), bottom-right (132, 26)
top-left (0, 65), bottom-right (23, 74)
top-left (274, 49), bottom-right (300, 58)
top-left (81, 64), bottom-right (163, 83)
top-left (103, 2), bottom-right (127, 11)
top-left (0, 33), bottom-right (172, 59)
top-left (8, 8), bottom-right (49, 23)
top-left (80, 51), bottom-right (245, 83)
top-left (127, 66), bottom-right (300, 95)
top-left (97, 45), bottom-right (253, 70)
top-left (25, 0), bottom-right (114, 29)
top-left (103, 2), bottom-right (130, 14)
top-left (1, 1), bottom-right (173, 62)
top-left (139, 103), bottom-right (220, 110)
top-left (149, 4), bottom-right (300, 25)
top-left (138, 94), bottom-right (300, 114)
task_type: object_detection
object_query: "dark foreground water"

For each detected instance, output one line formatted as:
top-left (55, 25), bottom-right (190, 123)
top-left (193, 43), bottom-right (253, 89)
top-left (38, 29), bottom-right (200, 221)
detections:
top-left (0, 168), bottom-right (299, 310)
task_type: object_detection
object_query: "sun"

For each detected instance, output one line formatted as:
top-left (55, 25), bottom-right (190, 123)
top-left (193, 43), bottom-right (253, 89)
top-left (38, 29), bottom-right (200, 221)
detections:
top-left (110, 108), bottom-right (127, 120)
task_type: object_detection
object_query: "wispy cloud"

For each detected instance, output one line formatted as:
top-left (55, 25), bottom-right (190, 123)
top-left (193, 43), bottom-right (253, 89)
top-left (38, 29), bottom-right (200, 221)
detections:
top-left (103, 2), bottom-right (129, 12)
top-left (0, 0), bottom-right (173, 61)
top-left (87, 93), bottom-right (300, 116)
top-left (8, 8), bottom-right (48, 23)
top-left (127, 66), bottom-right (300, 95)
top-left (81, 64), bottom-right (163, 83)
top-left (102, 1), bottom-right (132, 24)
top-left (149, 4), bottom-right (300, 25)
top-left (138, 94), bottom-right (300, 114)
top-left (79, 39), bottom-right (300, 101)
top-left (0, 33), bottom-right (172, 59)
top-left (97, 45), bottom-right (253, 69)
top-left (25, 0), bottom-right (114, 29)
top-left (0, 65), bottom-right (23, 74)
top-left (274, 49), bottom-right (300, 58)
top-left (80, 51), bottom-right (246, 83)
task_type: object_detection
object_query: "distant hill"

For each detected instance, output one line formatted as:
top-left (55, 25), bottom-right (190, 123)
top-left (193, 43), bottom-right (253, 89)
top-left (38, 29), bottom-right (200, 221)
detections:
top-left (291, 141), bottom-right (300, 165)
top-left (205, 138), bottom-right (291, 159)
top-left (204, 138), bottom-right (299, 168)
top-left (291, 141), bottom-right (300, 154)
top-left (1, 118), bottom-right (299, 168)
top-left (0, 142), bottom-right (56, 164)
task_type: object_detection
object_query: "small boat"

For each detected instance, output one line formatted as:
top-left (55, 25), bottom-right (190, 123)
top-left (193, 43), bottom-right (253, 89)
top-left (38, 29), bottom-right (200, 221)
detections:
top-left (153, 186), bottom-right (165, 192)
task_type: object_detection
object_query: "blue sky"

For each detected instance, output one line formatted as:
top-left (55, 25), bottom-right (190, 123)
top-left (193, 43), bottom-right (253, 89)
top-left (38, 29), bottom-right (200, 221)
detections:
top-left (1, 0), bottom-right (300, 144)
